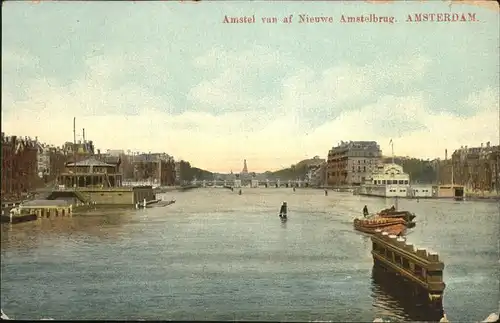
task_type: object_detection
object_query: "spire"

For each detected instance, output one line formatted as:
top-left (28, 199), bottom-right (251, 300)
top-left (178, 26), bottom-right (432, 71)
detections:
top-left (242, 159), bottom-right (248, 174)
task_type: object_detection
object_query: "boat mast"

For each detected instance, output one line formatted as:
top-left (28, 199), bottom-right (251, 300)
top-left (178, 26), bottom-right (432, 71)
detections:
top-left (73, 117), bottom-right (77, 190)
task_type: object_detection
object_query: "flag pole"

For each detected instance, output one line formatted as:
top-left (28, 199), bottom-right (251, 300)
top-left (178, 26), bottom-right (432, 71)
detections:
top-left (390, 139), bottom-right (394, 164)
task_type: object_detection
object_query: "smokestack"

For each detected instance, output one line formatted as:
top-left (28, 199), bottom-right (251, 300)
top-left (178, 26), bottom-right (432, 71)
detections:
top-left (83, 128), bottom-right (85, 143)
top-left (73, 117), bottom-right (76, 145)
top-left (445, 149), bottom-right (448, 160)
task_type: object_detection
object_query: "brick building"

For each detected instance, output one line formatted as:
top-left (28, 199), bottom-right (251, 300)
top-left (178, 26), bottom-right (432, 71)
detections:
top-left (122, 153), bottom-right (176, 186)
top-left (326, 141), bottom-right (382, 186)
top-left (1, 133), bottom-right (41, 199)
top-left (439, 142), bottom-right (500, 191)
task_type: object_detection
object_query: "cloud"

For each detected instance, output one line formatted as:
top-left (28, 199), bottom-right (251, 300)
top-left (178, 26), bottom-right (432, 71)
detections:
top-left (1, 48), bottom-right (40, 69)
top-left (303, 90), bottom-right (498, 159)
top-left (189, 45), bottom-right (434, 132)
top-left (2, 45), bottom-right (498, 173)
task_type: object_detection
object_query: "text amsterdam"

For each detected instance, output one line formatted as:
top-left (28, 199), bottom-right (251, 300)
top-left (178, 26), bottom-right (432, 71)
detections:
top-left (406, 13), bottom-right (477, 23)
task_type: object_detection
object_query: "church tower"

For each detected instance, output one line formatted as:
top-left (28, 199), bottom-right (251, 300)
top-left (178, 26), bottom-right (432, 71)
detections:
top-left (241, 159), bottom-right (248, 174)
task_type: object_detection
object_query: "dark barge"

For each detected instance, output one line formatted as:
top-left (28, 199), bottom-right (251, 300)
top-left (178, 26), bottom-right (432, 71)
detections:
top-left (371, 229), bottom-right (445, 307)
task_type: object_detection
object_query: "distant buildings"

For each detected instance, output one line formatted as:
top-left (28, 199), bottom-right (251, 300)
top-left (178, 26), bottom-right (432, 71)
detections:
top-left (310, 162), bottom-right (327, 187)
top-left (304, 156), bottom-right (326, 186)
top-left (241, 159), bottom-right (249, 175)
top-left (326, 141), bottom-right (382, 186)
top-left (439, 142), bottom-right (499, 191)
top-left (62, 140), bottom-right (95, 161)
top-left (0, 130), bottom-right (179, 200)
top-left (1, 133), bottom-right (41, 199)
top-left (121, 152), bottom-right (176, 186)
top-left (35, 142), bottom-right (69, 184)
top-left (174, 161), bottom-right (182, 184)
top-left (58, 157), bottom-right (123, 188)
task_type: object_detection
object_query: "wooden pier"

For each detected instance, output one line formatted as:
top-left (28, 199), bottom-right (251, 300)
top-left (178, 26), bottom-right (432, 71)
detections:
top-left (371, 229), bottom-right (446, 307)
top-left (19, 200), bottom-right (73, 219)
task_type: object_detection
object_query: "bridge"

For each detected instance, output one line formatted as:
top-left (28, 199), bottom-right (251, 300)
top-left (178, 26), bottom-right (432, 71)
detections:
top-left (190, 179), bottom-right (311, 188)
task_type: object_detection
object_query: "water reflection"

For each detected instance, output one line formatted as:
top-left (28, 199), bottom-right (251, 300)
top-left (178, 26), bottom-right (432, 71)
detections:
top-left (371, 265), bottom-right (444, 322)
top-left (0, 208), bottom-right (133, 250)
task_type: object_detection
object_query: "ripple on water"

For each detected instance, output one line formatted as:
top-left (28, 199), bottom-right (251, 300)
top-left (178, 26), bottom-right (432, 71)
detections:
top-left (1, 189), bottom-right (498, 321)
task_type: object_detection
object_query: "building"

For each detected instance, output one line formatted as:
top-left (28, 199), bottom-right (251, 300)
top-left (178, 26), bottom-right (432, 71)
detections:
top-left (127, 153), bottom-right (176, 186)
top-left (326, 141), bottom-right (382, 186)
top-left (53, 156), bottom-right (154, 206)
top-left (439, 142), bottom-right (499, 192)
top-left (358, 163), bottom-right (410, 198)
top-left (1, 133), bottom-right (41, 200)
top-left (58, 157), bottom-right (123, 188)
top-left (62, 140), bottom-right (95, 162)
top-left (48, 147), bottom-right (70, 184)
top-left (241, 159), bottom-right (248, 175)
top-left (310, 162), bottom-right (327, 187)
top-left (36, 142), bottom-right (51, 179)
top-left (174, 161), bottom-right (181, 184)
top-left (408, 185), bottom-right (435, 198)
top-left (303, 156), bottom-right (327, 186)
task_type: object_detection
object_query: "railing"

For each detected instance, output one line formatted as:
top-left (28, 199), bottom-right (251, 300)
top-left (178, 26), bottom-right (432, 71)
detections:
top-left (122, 181), bottom-right (157, 187)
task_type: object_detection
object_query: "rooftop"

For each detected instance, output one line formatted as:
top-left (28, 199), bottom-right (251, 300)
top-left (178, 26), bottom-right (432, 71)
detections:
top-left (66, 158), bottom-right (115, 167)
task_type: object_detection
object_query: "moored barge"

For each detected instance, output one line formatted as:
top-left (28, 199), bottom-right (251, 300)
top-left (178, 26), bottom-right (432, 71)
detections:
top-left (371, 229), bottom-right (445, 307)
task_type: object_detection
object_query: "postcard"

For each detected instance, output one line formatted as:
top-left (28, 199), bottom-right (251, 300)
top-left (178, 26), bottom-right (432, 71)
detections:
top-left (1, 1), bottom-right (498, 322)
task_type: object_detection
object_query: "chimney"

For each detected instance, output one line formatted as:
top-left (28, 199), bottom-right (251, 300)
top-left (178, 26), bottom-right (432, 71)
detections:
top-left (98, 149), bottom-right (101, 155)
top-left (83, 128), bottom-right (85, 143)
top-left (445, 149), bottom-right (448, 160)
top-left (487, 141), bottom-right (490, 148)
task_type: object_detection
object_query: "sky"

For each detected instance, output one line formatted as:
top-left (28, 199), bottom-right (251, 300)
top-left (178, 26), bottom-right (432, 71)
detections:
top-left (2, 1), bottom-right (499, 173)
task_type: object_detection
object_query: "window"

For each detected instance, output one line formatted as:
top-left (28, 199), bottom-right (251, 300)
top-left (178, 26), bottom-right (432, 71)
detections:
top-left (382, 180), bottom-right (386, 184)
top-left (363, 166), bottom-right (366, 172)
top-left (398, 180), bottom-right (404, 184)
top-left (404, 180), bottom-right (409, 185)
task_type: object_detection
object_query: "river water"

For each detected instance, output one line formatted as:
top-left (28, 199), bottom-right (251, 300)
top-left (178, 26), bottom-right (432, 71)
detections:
top-left (1, 188), bottom-right (498, 321)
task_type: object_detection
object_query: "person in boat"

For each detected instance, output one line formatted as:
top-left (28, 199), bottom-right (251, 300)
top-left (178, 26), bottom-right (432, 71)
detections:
top-left (238, 189), bottom-right (242, 195)
top-left (279, 202), bottom-right (287, 218)
top-left (363, 205), bottom-right (369, 217)
top-left (389, 205), bottom-right (396, 211)
top-left (324, 189), bottom-right (328, 196)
